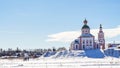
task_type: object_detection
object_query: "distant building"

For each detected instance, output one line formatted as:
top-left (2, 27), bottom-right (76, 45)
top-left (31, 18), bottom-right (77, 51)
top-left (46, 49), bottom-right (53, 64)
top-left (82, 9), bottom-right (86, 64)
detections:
top-left (108, 43), bottom-right (120, 48)
top-left (70, 19), bottom-right (105, 50)
top-left (104, 45), bottom-right (120, 58)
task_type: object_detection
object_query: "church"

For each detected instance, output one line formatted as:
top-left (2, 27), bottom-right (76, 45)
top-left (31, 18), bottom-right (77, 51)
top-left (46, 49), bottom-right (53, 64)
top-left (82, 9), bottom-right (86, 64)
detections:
top-left (70, 19), bottom-right (105, 50)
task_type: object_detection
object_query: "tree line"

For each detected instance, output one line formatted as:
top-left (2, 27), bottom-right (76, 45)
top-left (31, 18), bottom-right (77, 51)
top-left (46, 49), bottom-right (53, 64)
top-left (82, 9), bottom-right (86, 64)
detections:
top-left (0, 47), bottom-right (67, 59)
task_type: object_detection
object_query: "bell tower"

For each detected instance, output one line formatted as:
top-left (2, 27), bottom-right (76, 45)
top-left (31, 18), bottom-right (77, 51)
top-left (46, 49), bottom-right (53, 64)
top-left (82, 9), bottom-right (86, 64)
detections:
top-left (98, 24), bottom-right (105, 49)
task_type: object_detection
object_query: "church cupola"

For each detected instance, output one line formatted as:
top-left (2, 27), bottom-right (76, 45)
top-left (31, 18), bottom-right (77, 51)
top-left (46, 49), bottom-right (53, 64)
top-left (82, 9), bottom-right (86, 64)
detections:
top-left (81, 19), bottom-right (90, 34)
top-left (82, 19), bottom-right (90, 29)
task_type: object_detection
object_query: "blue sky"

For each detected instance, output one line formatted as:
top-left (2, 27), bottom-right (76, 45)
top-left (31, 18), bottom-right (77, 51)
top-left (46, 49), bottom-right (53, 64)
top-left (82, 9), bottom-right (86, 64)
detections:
top-left (0, 0), bottom-right (120, 49)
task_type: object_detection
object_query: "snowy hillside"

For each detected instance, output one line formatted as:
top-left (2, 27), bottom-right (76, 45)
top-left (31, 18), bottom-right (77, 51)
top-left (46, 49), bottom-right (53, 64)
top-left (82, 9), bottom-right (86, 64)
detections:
top-left (42, 49), bottom-right (105, 58)
top-left (84, 49), bottom-right (105, 58)
top-left (1, 49), bottom-right (120, 68)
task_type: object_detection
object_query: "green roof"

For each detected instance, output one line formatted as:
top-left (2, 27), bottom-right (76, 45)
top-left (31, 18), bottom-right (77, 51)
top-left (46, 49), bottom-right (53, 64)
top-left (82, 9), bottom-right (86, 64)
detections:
top-left (82, 25), bottom-right (90, 29)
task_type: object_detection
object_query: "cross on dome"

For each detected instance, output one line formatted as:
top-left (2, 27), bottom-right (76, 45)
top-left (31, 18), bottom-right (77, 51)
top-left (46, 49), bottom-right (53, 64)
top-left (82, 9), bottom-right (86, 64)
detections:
top-left (83, 19), bottom-right (88, 25)
top-left (100, 24), bottom-right (102, 28)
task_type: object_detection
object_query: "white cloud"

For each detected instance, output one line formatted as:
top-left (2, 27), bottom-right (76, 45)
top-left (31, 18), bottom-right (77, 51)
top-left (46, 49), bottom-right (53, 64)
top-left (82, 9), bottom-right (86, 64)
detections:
top-left (46, 26), bottom-right (120, 43)
top-left (46, 31), bottom-right (80, 42)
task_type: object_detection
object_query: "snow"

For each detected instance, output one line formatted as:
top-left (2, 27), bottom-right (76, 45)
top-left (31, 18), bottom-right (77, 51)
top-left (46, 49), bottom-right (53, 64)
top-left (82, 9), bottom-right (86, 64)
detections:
top-left (44, 49), bottom-right (105, 58)
top-left (84, 49), bottom-right (105, 58)
top-left (0, 49), bottom-right (120, 68)
top-left (0, 57), bottom-right (120, 68)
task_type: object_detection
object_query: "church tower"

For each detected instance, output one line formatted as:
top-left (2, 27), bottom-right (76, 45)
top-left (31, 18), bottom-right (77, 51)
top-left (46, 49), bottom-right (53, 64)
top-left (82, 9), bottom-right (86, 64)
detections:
top-left (98, 24), bottom-right (105, 49)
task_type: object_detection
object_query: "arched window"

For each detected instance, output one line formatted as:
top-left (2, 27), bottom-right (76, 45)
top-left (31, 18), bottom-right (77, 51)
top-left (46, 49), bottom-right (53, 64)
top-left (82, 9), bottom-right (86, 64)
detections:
top-left (86, 40), bottom-right (88, 44)
top-left (86, 40), bottom-right (88, 46)
top-left (76, 45), bottom-right (78, 50)
top-left (90, 40), bottom-right (92, 46)
top-left (90, 40), bottom-right (92, 43)
top-left (83, 40), bottom-right (85, 44)
top-left (83, 45), bottom-right (85, 49)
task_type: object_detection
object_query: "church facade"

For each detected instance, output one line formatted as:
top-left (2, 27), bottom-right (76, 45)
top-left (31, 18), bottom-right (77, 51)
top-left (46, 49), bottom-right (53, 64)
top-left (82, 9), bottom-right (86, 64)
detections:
top-left (70, 19), bottom-right (105, 50)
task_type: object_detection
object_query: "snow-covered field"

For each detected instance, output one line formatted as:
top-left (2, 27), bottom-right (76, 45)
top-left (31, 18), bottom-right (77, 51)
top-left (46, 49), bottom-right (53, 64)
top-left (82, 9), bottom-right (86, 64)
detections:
top-left (1, 57), bottom-right (120, 68)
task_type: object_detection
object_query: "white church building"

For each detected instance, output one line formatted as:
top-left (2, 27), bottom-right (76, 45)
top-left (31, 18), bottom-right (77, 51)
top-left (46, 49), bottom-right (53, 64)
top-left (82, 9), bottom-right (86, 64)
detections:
top-left (70, 19), bottom-right (105, 50)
